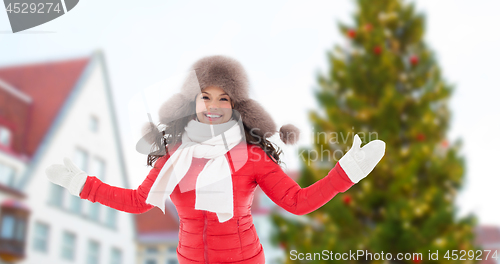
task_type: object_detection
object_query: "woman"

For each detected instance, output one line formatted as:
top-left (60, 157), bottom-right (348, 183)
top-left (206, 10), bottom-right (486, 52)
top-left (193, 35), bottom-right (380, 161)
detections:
top-left (45, 55), bottom-right (386, 263)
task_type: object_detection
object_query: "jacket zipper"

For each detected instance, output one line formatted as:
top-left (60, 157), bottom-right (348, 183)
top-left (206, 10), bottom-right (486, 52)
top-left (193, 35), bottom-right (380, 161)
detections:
top-left (203, 211), bottom-right (208, 264)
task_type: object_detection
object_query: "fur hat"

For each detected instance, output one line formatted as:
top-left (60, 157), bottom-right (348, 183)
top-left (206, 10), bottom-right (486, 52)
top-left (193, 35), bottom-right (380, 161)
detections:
top-left (141, 55), bottom-right (300, 146)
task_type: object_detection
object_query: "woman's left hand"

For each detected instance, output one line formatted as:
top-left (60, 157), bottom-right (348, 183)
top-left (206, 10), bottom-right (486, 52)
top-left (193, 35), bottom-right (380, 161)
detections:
top-left (338, 134), bottom-right (386, 183)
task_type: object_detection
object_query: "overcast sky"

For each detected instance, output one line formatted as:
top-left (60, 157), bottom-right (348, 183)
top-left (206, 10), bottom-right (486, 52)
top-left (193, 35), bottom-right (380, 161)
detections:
top-left (1, 0), bottom-right (499, 226)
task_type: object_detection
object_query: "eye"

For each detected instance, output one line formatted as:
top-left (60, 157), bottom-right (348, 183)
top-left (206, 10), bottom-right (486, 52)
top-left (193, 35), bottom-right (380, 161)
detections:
top-left (202, 96), bottom-right (209, 100)
top-left (221, 98), bottom-right (229, 101)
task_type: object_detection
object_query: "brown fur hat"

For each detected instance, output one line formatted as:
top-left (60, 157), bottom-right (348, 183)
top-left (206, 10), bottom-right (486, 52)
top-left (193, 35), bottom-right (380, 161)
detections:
top-left (142, 55), bottom-right (300, 145)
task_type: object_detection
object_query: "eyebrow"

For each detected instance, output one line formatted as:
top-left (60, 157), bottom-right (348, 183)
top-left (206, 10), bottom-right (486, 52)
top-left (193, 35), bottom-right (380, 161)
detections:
top-left (202, 92), bottom-right (229, 96)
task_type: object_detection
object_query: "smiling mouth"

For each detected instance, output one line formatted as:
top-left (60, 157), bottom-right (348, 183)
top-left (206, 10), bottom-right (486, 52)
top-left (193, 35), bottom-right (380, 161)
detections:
top-left (204, 113), bottom-right (222, 120)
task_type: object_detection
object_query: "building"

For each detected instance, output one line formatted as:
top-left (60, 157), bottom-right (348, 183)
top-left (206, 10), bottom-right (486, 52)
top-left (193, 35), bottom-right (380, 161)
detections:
top-left (475, 225), bottom-right (500, 264)
top-left (134, 201), bottom-right (179, 264)
top-left (0, 51), bottom-right (136, 264)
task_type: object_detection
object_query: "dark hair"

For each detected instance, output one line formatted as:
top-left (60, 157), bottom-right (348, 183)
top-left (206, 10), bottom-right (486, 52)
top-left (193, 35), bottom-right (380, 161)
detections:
top-left (146, 97), bottom-right (283, 167)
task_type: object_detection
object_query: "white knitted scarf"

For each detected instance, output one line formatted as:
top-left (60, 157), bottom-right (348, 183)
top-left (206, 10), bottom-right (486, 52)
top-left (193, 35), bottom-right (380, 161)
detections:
top-left (146, 117), bottom-right (243, 223)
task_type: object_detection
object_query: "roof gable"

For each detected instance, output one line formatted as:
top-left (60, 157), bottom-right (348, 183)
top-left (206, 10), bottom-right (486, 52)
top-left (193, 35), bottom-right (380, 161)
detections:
top-left (0, 57), bottom-right (90, 158)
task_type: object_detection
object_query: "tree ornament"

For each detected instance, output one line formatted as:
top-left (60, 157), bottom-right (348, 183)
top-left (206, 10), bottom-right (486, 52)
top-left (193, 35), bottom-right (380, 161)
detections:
top-left (399, 72), bottom-right (408, 82)
top-left (416, 133), bottom-right (425, 141)
top-left (343, 194), bottom-right (352, 205)
top-left (396, 26), bottom-right (405, 37)
top-left (373, 45), bottom-right (382, 55)
top-left (391, 40), bottom-right (401, 53)
top-left (385, 39), bottom-right (392, 50)
top-left (433, 117), bottom-right (440, 125)
top-left (347, 29), bottom-right (356, 39)
top-left (351, 48), bottom-right (360, 57)
top-left (364, 23), bottom-right (373, 32)
top-left (378, 12), bottom-right (387, 22)
top-left (383, 28), bottom-right (392, 37)
top-left (410, 55), bottom-right (419, 65)
top-left (386, 12), bottom-right (398, 22)
top-left (435, 139), bottom-right (450, 157)
top-left (396, 82), bottom-right (405, 93)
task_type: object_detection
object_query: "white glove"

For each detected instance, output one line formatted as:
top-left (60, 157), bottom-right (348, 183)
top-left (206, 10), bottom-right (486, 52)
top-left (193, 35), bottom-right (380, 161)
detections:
top-left (339, 134), bottom-right (386, 183)
top-left (45, 157), bottom-right (88, 197)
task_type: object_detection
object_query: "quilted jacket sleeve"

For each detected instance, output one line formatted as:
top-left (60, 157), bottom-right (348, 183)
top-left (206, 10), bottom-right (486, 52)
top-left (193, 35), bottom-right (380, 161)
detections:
top-left (253, 146), bottom-right (355, 215)
top-left (79, 152), bottom-right (171, 214)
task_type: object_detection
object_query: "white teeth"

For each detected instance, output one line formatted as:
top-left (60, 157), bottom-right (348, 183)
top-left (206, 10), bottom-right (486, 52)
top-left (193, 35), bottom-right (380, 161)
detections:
top-left (206, 114), bottom-right (222, 118)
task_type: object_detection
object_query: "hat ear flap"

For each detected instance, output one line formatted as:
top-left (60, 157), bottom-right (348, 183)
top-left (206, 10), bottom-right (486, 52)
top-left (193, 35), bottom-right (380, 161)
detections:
top-left (136, 122), bottom-right (166, 155)
top-left (141, 122), bottom-right (162, 145)
top-left (237, 99), bottom-right (277, 140)
top-left (279, 124), bottom-right (300, 145)
top-left (159, 93), bottom-right (191, 124)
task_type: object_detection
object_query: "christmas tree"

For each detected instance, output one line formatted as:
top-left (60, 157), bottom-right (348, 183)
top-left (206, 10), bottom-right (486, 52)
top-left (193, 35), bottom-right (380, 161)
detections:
top-left (270, 0), bottom-right (479, 263)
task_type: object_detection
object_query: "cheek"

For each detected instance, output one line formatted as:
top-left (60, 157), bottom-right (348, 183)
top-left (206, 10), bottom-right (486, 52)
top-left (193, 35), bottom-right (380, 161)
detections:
top-left (221, 102), bottom-right (232, 108)
top-left (195, 100), bottom-right (205, 112)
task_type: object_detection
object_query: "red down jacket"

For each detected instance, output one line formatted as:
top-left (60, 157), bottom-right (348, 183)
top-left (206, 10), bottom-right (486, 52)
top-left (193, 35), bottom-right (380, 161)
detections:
top-left (80, 141), bottom-right (355, 263)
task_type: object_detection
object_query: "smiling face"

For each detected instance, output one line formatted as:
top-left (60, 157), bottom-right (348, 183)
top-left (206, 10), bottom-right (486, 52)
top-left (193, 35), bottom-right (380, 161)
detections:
top-left (195, 86), bottom-right (233, 124)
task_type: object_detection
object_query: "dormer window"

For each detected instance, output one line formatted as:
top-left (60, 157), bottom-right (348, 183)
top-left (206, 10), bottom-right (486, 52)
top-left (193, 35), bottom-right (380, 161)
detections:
top-left (89, 115), bottom-right (99, 133)
top-left (0, 162), bottom-right (15, 187)
top-left (0, 126), bottom-right (11, 146)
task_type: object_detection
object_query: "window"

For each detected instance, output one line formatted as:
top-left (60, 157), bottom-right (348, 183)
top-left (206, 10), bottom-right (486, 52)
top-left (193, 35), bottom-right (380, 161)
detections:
top-left (106, 207), bottom-right (117, 228)
top-left (0, 215), bottom-right (14, 239)
top-left (68, 148), bottom-right (88, 214)
top-left (0, 211), bottom-right (27, 258)
top-left (74, 148), bottom-right (89, 171)
top-left (145, 246), bottom-right (158, 254)
top-left (70, 195), bottom-right (82, 214)
top-left (0, 162), bottom-right (15, 186)
top-left (1, 214), bottom-right (26, 241)
top-left (15, 218), bottom-right (25, 241)
top-left (88, 203), bottom-right (100, 221)
top-left (166, 245), bottom-right (177, 264)
top-left (33, 222), bottom-right (49, 252)
top-left (167, 246), bottom-right (176, 254)
top-left (90, 115), bottom-right (99, 133)
top-left (91, 157), bottom-right (106, 181)
top-left (144, 246), bottom-right (159, 264)
top-left (61, 231), bottom-right (76, 261)
top-left (49, 184), bottom-right (65, 207)
top-left (110, 247), bottom-right (122, 264)
top-left (0, 126), bottom-right (11, 146)
top-left (166, 259), bottom-right (178, 264)
top-left (86, 240), bottom-right (100, 264)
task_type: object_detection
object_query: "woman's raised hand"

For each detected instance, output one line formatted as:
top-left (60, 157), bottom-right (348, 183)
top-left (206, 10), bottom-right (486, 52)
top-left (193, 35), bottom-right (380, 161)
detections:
top-left (339, 134), bottom-right (386, 183)
top-left (45, 157), bottom-right (88, 197)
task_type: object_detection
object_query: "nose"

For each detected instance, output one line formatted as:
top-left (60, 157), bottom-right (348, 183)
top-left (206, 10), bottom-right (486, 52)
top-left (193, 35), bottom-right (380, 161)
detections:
top-left (207, 101), bottom-right (219, 111)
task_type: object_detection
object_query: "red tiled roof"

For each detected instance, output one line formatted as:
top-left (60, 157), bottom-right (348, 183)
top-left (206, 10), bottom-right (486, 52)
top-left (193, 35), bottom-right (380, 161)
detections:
top-left (0, 57), bottom-right (90, 158)
top-left (135, 205), bottom-right (179, 234)
top-left (474, 225), bottom-right (500, 264)
top-left (475, 225), bottom-right (500, 246)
